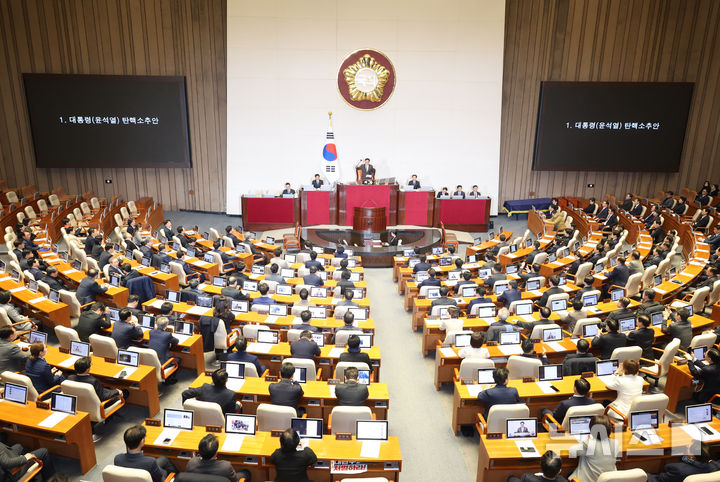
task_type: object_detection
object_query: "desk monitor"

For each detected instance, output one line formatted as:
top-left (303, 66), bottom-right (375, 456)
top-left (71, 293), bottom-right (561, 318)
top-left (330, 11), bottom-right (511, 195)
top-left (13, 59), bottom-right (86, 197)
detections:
top-left (594, 262), bottom-right (604, 273)
top-left (558, 276), bottom-right (567, 286)
top-left (175, 321), bottom-right (194, 336)
top-left (160, 263), bottom-right (171, 274)
top-left (284, 254), bottom-right (296, 264)
top-left (107, 308), bottom-right (120, 322)
top-left (467, 254), bottom-right (478, 263)
top-left (204, 253), bottom-right (216, 264)
top-left (680, 303), bottom-right (694, 316)
top-left (243, 281), bottom-right (258, 292)
top-left (582, 294), bottom-right (598, 307)
top-left (276, 284), bottom-right (293, 296)
top-left (27, 280), bottom-right (38, 293)
top-left (610, 289), bottom-right (624, 302)
top-left (596, 359), bottom-right (619, 376)
top-left (311, 246), bottom-right (324, 255)
top-left (0, 259), bottom-right (5, 272)
top-left (349, 271), bottom-right (361, 282)
top-left (172, 242), bottom-right (180, 251)
top-left (461, 286), bottom-right (477, 297)
top-left (117, 349), bottom-right (139, 367)
top-left (403, 249), bottom-right (415, 257)
top-left (408, 259), bottom-right (420, 269)
top-left (526, 279), bottom-right (540, 291)
top-left (568, 416), bottom-right (592, 436)
top-left (610, 256), bottom-right (617, 267)
top-left (141, 315), bottom-right (155, 330)
top-left (28, 330), bottom-right (47, 345)
top-left (439, 257), bottom-right (452, 267)
top-left (500, 331), bottom-right (521, 345)
top-left (619, 317), bottom-right (636, 333)
top-left (495, 284), bottom-right (508, 296)
top-left (311, 333), bottom-right (325, 347)
top-left (70, 340), bottom-right (90, 357)
top-left (349, 307), bottom-right (368, 321)
top-left (477, 305), bottom-right (497, 318)
top-left (269, 304), bottom-right (288, 316)
top-left (509, 244), bottom-right (518, 254)
top-left (474, 236), bottom-right (484, 245)
top-left (437, 307), bottom-right (450, 319)
top-left (356, 420), bottom-right (388, 441)
top-left (357, 369), bottom-right (371, 385)
top-left (59, 251), bottom-right (69, 261)
top-left (506, 418), bottom-right (538, 439)
top-left (222, 361), bottom-right (245, 379)
top-left (196, 295), bottom-right (213, 308)
top-left (317, 271), bottom-right (328, 282)
top-left (548, 253), bottom-right (557, 263)
top-left (212, 276), bottom-right (226, 288)
top-left (257, 330), bottom-right (279, 344)
top-left (356, 334), bottom-right (372, 349)
top-left (550, 299), bottom-right (567, 312)
top-left (251, 265), bottom-right (264, 275)
top-left (426, 288), bottom-right (441, 299)
top-left (73, 260), bottom-right (83, 271)
top-left (281, 268), bottom-right (295, 279)
top-left (51, 392), bottom-right (77, 415)
top-left (630, 410), bottom-right (659, 431)
top-left (514, 302), bottom-right (533, 316)
top-left (163, 408), bottom-right (193, 430)
top-left (293, 367), bottom-right (307, 384)
top-left (454, 333), bottom-right (471, 347)
top-left (8, 270), bottom-right (19, 283)
top-left (525, 238), bottom-right (533, 248)
top-left (582, 323), bottom-right (600, 338)
top-left (650, 312), bottom-right (664, 326)
top-left (478, 368), bottom-right (495, 385)
top-left (668, 267), bottom-right (677, 277)
top-left (231, 300), bottom-right (249, 313)
top-left (3, 383), bottom-right (27, 404)
top-left (351, 288), bottom-right (364, 299)
top-left (538, 364), bottom-right (563, 381)
top-left (141, 257), bottom-right (151, 267)
top-left (542, 327), bottom-right (562, 342)
top-left (686, 403), bottom-right (713, 424)
top-left (693, 346), bottom-right (707, 361)
top-left (109, 275), bottom-right (121, 287)
top-left (446, 271), bottom-right (460, 281)
top-left (186, 248), bottom-right (196, 259)
top-left (165, 290), bottom-right (180, 303)
top-left (310, 287), bottom-right (327, 298)
top-left (432, 247), bottom-right (443, 256)
top-left (653, 274), bottom-right (662, 286)
top-left (478, 268), bottom-right (491, 278)
top-left (226, 414), bottom-right (256, 435)
top-left (292, 418), bottom-right (323, 439)
top-left (506, 264), bottom-right (518, 274)
top-left (309, 306), bottom-right (326, 319)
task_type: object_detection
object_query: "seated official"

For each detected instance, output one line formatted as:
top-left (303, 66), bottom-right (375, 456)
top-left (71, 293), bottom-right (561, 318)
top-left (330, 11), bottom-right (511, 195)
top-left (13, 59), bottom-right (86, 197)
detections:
top-left (25, 342), bottom-right (65, 395)
top-left (537, 276), bottom-right (562, 307)
top-left (513, 339), bottom-right (549, 365)
top-left (636, 289), bottom-right (662, 316)
top-left (336, 289), bottom-right (359, 308)
top-left (662, 307), bottom-right (693, 351)
top-left (270, 428), bottom-right (318, 482)
top-left (603, 256), bottom-right (629, 287)
top-left (592, 318), bottom-right (627, 360)
top-left (490, 234), bottom-right (509, 257)
top-left (516, 306), bottom-right (553, 332)
top-left (627, 314), bottom-right (654, 360)
top-left (412, 254), bottom-right (431, 273)
top-left (0, 441), bottom-right (57, 482)
top-left (124, 295), bottom-right (143, 319)
top-left (181, 278), bottom-right (204, 303)
top-left (336, 270), bottom-right (355, 292)
top-left (605, 359), bottom-right (644, 418)
top-left (268, 248), bottom-right (288, 270)
top-left (430, 286), bottom-right (458, 310)
top-left (227, 336), bottom-right (266, 375)
top-left (304, 251), bottom-right (325, 271)
top-left (42, 266), bottom-right (69, 292)
top-left (648, 449), bottom-right (719, 482)
top-left (467, 185), bottom-right (482, 199)
top-left (440, 306), bottom-right (464, 344)
top-left (583, 197), bottom-right (598, 215)
top-left (452, 270), bottom-right (475, 295)
top-left (253, 283), bottom-right (274, 305)
top-left (186, 434), bottom-right (242, 482)
top-left (572, 276), bottom-right (597, 303)
top-left (452, 185), bottom-right (465, 198)
top-left (69, 356), bottom-right (123, 404)
top-left (111, 308), bottom-right (143, 350)
top-left (407, 174), bottom-right (420, 190)
top-left (467, 286), bottom-right (493, 314)
top-left (302, 266), bottom-right (324, 287)
top-left (627, 250), bottom-right (643, 275)
top-left (687, 347), bottom-right (720, 403)
top-left (157, 302), bottom-right (179, 325)
top-left (418, 268), bottom-right (442, 289)
top-left (295, 288), bottom-right (316, 308)
top-left (76, 302), bottom-right (110, 342)
top-left (339, 334), bottom-right (372, 367)
top-left (569, 416), bottom-right (618, 481)
top-left (436, 187), bottom-right (450, 198)
top-left (269, 362), bottom-right (304, 409)
top-left (335, 367), bottom-right (369, 406)
top-left (281, 182), bottom-right (295, 196)
top-left (265, 264), bottom-right (284, 283)
top-left (605, 297), bottom-right (634, 326)
top-left (148, 316), bottom-right (179, 382)
top-left (311, 173), bottom-right (324, 189)
top-left (221, 276), bottom-right (249, 301)
top-left (508, 450), bottom-right (568, 482)
top-left (562, 339), bottom-right (597, 376)
top-left (290, 330), bottom-right (321, 360)
top-left (76, 268), bottom-right (109, 305)
top-left (358, 158), bottom-right (375, 183)
top-left (485, 308), bottom-right (519, 343)
top-left (542, 378), bottom-right (594, 425)
top-left (562, 299), bottom-right (586, 334)
top-left (24, 257), bottom-right (45, 282)
top-left (331, 312), bottom-right (357, 344)
top-left (458, 331), bottom-right (489, 359)
top-left (477, 367), bottom-right (520, 416)
top-left (114, 425), bottom-right (177, 482)
top-left (0, 290), bottom-right (35, 332)
top-left (182, 368), bottom-right (240, 415)
top-left (0, 327), bottom-right (29, 374)
top-left (97, 244), bottom-right (115, 270)
top-left (294, 310), bottom-right (319, 333)
top-left (334, 245), bottom-right (348, 259)
top-left (498, 280), bottom-right (521, 307)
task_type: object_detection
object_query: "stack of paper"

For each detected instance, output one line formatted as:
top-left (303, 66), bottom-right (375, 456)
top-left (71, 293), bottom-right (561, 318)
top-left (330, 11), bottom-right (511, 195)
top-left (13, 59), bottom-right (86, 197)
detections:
top-left (328, 347), bottom-right (345, 357)
top-left (173, 334), bottom-right (191, 344)
top-left (536, 381), bottom-right (556, 394)
top-left (515, 439), bottom-right (539, 457)
top-left (498, 345), bottom-right (523, 356)
top-left (58, 355), bottom-right (80, 368)
top-left (439, 347), bottom-right (457, 358)
top-left (226, 379), bottom-right (246, 391)
top-left (546, 341), bottom-right (566, 352)
top-left (38, 412), bottom-right (70, 428)
top-left (264, 315), bottom-right (279, 324)
top-left (154, 428), bottom-right (181, 445)
top-left (221, 434), bottom-right (245, 451)
top-left (187, 306), bottom-right (210, 316)
top-left (247, 343), bottom-right (272, 354)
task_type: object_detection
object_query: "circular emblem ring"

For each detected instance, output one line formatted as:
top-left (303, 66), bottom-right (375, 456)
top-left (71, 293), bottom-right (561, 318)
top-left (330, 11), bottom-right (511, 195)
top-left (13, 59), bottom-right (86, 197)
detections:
top-left (337, 49), bottom-right (396, 110)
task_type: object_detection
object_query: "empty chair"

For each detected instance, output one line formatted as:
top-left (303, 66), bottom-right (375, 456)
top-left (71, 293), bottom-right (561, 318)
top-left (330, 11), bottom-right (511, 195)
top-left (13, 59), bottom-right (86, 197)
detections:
top-left (127, 200), bottom-right (138, 216)
top-left (597, 469), bottom-right (647, 482)
top-left (0, 371), bottom-right (55, 402)
top-left (329, 406), bottom-right (373, 435)
top-left (209, 228), bottom-right (220, 242)
top-left (61, 379), bottom-right (125, 423)
top-left (705, 279), bottom-right (720, 310)
top-left (610, 346), bottom-right (642, 365)
top-left (48, 193), bottom-right (60, 206)
top-left (507, 356), bottom-right (542, 379)
top-left (54, 326), bottom-right (80, 350)
top-left (283, 357), bottom-right (319, 381)
top-left (89, 334), bottom-right (119, 359)
top-left (256, 403), bottom-right (296, 432)
top-left (6, 191), bottom-right (18, 204)
top-left (128, 347), bottom-right (179, 383)
top-left (533, 252), bottom-right (549, 265)
top-left (90, 197), bottom-right (101, 210)
top-left (80, 202), bottom-right (91, 216)
top-left (182, 398), bottom-right (225, 427)
top-left (456, 358), bottom-right (494, 382)
top-left (335, 361), bottom-right (370, 380)
top-left (101, 465), bottom-right (153, 482)
top-left (120, 206), bottom-right (130, 220)
top-left (24, 205), bottom-right (37, 219)
top-left (286, 329), bottom-right (303, 342)
top-left (476, 403), bottom-right (530, 434)
top-left (640, 338), bottom-right (680, 386)
top-left (641, 265), bottom-right (657, 289)
top-left (241, 324), bottom-right (264, 340)
top-left (624, 273), bottom-right (642, 298)
top-left (58, 290), bottom-right (82, 327)
top-left (569, 262), bottom-right (592, 283)
top-left (36, 198), bottom-right (48, 213)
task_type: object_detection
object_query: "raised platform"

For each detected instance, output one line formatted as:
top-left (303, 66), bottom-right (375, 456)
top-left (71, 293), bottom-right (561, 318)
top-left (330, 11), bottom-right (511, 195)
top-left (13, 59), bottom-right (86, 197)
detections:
top-left (301, 226), bottom-right (442, 267)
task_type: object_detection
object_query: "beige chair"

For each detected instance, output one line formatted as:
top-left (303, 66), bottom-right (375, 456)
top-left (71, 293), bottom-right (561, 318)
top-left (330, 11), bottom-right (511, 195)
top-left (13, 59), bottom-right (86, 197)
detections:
top-left (507, 356), bottom-right (542, 379)
top-left (705, 279), bottom-right (720, 312)
top-left (640, 265), bottom-right (657, 289)
top-left (89, 334), bottom-right (119, 359)
top-left (455, 358), bottom-right (494, 382)
top-left (283, 357), bottom-right (320, 381)
top-left (572, 317), bottom-right (602, 337)
top-left (169, 261), bottom-right (197, 287)
top-left (24, 205), bottom-right (37, 220)
top-left (102, 465), bottom-right (153, 482)
top-left (286, 329), bottom-right (303, 342)
top-left (610, 346), bottom-right (642, 365)
top-left (290, 304), bottom-right (315, 316)
top-left (241, 324), bottom-right (264, 340)
top-left (251, 304), bottom-right (270, 314)
top-left (469, 302), bottom-right (496, 316)
top-left (685, 286), bottom-right (711, 316)
top-left (529, 323), bottom-right (562, 340)
top-left (61, 379), bottom-right (125, 423)
top-left (333, 305), bottom-right (354, 320)
top-left (335, 361), bottom-right (370, 380)
top-left (329, 406), bottom-right (373, 435)
top-left (0, 371), bottom-right (57, 402)
top-left (6, 191), bottom-right (18, 204)
top-left (606, 393), bottom-right (669, 424)
top-left (640, 338), bottom-right (680, 386)
top-left (36, 280), bottom-right (50, 296)
top-left (545, 292), bottom-right (569, 309)
top-left (333, 330), bottom-right (364, 347)
top-left (624, 272), bottom-right (643, 298)
top-left (542, 403), bottom-right (605, 432)
top-left (182, 398), bottom-right (226, 427)
top-left (54, 326), bottom-right (80, 350)
top-left (256, 403), bottom-right (296, 432)
top-left (221, 235), bottom-right (235, 249)
top-left (128, 347), bottom-right (179, 383)
top-left (58, 289), bottom-right (82, 327)
top-left (214, 321), bottom-right (237, 352)
top-left (80, 202), bottom-right (91, 216)
top-left (48, 193), bottom-right (60, 206)
top-left (597, 468), bottom-right (647, 482)
top-left (476, 403), bottom-right (530, 434)
top-left (91, 197), bottom-right (101, 211)
top-left (443, 330), bottom-right (473, 347)
top-left (209, 228), bottom-right (220, 242)
top-left (689, 333), bottom-right (717, 351)
top-left (36, 198), bottom-right (48, 214)
top-left (0, 306), bottom-right (33, 330)
top-left (685, 472), bottom-right (720, 482)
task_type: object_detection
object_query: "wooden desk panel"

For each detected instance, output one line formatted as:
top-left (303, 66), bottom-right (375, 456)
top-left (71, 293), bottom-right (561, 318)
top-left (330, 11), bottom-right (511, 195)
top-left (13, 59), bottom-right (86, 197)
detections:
top-left (398, 189), bottom-right (434, 226)
top-left (241, 196), bottom-right (300, 231)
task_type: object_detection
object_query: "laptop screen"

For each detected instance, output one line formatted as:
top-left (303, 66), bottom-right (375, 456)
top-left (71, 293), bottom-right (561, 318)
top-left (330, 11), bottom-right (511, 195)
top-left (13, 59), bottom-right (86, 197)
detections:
top-left (357, 369), bottom-right (371, 385)
top-left (243, 281), bottom-right (257, 292)
top-left (403, 249), bottom-right (415, 257)
top-left (348, 307), bottom-right (368, 320)
top-left (160, 264), bottom-right (171, 274)
top-left (686, 403), bottom-right (713, 424)
top-left (175, 321), bottom-right (194, 335)
top-left (619, 318), bottom-right (636, 333)
top-left (222, 361), bottom-right (245, 379)
top-left (3, 383), bottom-right (27, 404)
top-left (500, 331), bottom-right (521, 345)
top-left (281, 268), bottom-right (295, 279)
top-left (506, 264), bottom-right (518, 274)
top-left (163, 408), bottom-right (193, 430)
top-left (292, 418), bottom-right (323, 439)
top-left (550, 299), bottom-right (567, 312)
top-left (311, 333), bottom-right (325, 347)
top-left (461, 286), bottom-right (477, 297)
top-left (509, 244), bottom-right (518, 254)
top-left (356, 334), bottom-right (372, 349)
top-left (197, 296), bottom-right (213, 308)
top-left (225, 414), bottom-right (256, 435)
top-left (526, 280), bottom-right (540, 291)
top-left (356, 420), bottom-right (388, 441)
top-left (630, 410), bottom-right (659, 431)
top-left (165, 290), bottom-right (180, 303)
top-left (231, 300), bottom-right (249, 313)
top-left (310, 287), bottom-right (327, 298)
top-left (426, 288), bottom-right (441, 299)
top-left (582, 294), bottom-right (598, 307)
top-left (477, 305), bottom-right (496, 318)
top-left (284, 254), bottom-right (296, 264)
top-left (538, 364), bottom-right (563, 381)
top-left (568, 416), bottom-right (592, 436)
top-left (650, 312), bottom-right (664, 326)
top-left (495, 284), bottom-right (508, 295)
top-left (293, 367), bottom-right (307, 383)
top-left (276, 284), bottom-right (293, 295)
top-left (542, 327), bottom-right (562, 342)
top-left (447, 271), bottom-right (460, 281)
top-left (141, 315), bottom-right (155, 329)
top-left (269, 304), bottom-right (288, 316)
top-left (477, 368), bottom-right (495, 385)
top-left (28, 330), bottom-right (47, 345)
top-left (582, 323), bottom-right (600, 338)
top-left (693, 346), bottom-right (707, 361)
top-left (51, 392), bottom-right (77, 415)
top-left (596, 359), bottom-right (619, 376)
top-left (309, 306), bottom-right (326, 319)
top-left (506, 418), bottom-right (537, 439)
top-left (117, 350), bottom-right (139, 367)
top-left (611, 289), bottom-right (624, 302)
top-left (256, 330), bottom-right (279, 344)
top-left (514, 302), bottom-right (533, 316)
top-left (454, 333), bottom-right (471, 347)
top-left (70, 341), bottom-right (90, 357)
top-left (251, 265), bottom-right (264, 275)
top-left (107, 308), bottom-right (120, 322)
top-left (109, 275), bottom-right (121, 287)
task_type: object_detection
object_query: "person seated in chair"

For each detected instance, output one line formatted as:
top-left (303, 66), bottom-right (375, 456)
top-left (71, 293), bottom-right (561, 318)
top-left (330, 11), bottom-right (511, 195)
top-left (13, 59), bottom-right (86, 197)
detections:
top-left (69, 356), bottom-right (123, 404)
top-left (541, 377), bottom-right (594, 426)
top-left (111, 308), bottom-right (143, 350)
top-left (591, 318), bottom-right (627, 360)
top-left (336, 289), bottom-right (359, 308)
top-left (270, 428), bottom-right (317, 482)
top-left (227, 336), bottom-right (266, 375)
top-left (181, 368), bottom-right (240, 415)
top-left (302, 266), bottom-right (324, 287)
top-left (507, 450), bottom-right (568, 482)
top-left (252, 283), bottom-right (274, 305)
top-left (562, 338), bottom-right (598, 376)
top-left (114, 425), bottom-right (177, 482)
top-left (76, 302), bottom-right (110, 342)
top-left (25, 342), bottom-right (65, 395)
top-left (476, 367), bottom-right (520, 417)
top-left (290, 330), bottom-right (321, 360)
top-left (335, 366), bottom-right (369, 406)
top-left (339, 334), bottom-right (372, 367)
top-left (186, 434), bottom-right (243, 482)
top-left (269, 362), bottom-right (304, 409)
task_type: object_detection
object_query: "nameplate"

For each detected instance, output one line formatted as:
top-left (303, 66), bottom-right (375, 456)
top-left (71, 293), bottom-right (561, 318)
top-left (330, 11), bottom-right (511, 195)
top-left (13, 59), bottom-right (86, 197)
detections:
top-left (36, 401), bottom-right (50, 410)
top-left (271, 430), bottom-right (284, 437)
top-left (486, 432), bottom-right (503, 439)
top-left (581, 372), bottom-right (594, 378)
top-left (206, 425), bottom-right (222, 433)
top-left (204, 370), bottom-right (215, 376)
top-left (486, 341), bottom-right (498, 346)
top-left (327, 379), bottom-right (340, 385)
top-left (461, 379), bottom-right (475, 385)
top-left (335, 433), bottom-right (352, 441)
top-left (104, 357), bottom-right (116, 363)
top-left (265, 375), bottom-right (278, 382)
top-left (145, 418), bottom-right (161, 427)
top-left (522, 377), bottom-right (535, 383)
top-left (531, 338), bottom-right (541, 343)
top-left (59, 347), bottom-right (69, 354)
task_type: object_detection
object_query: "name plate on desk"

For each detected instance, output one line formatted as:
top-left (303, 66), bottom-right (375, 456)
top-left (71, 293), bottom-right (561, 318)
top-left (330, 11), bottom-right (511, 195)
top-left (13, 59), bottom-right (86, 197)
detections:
top-left (335, 433), bottom-right (352, 441)
top-left (522, 377), bottom-right (535, 383)
top-left (206, 425), bottom-right (222, 433)
top-left (271, 430), bottom-right (284, 437)
top-left (145, 418), bottom-right (161, 427)
top-left (486, 432), bottom-right (503, 439)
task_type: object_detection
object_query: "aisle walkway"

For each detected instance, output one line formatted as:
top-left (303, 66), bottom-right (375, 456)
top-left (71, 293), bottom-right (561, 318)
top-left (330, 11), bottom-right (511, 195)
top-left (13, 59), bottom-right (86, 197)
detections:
top-left (364, 268), bottom-right (478, 482)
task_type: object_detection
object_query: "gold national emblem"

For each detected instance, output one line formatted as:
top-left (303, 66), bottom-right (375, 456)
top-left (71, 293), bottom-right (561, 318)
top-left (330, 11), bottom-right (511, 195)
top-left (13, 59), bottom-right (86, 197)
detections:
top-left (343, 54), bottom-right (390, 102)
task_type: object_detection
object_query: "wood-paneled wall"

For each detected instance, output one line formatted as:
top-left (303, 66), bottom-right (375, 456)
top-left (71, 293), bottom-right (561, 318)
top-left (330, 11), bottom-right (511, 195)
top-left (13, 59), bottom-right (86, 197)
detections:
top-left (0, 0), bottom-right (226, 212)
top-left (500, 0), bottom-right (720, 205)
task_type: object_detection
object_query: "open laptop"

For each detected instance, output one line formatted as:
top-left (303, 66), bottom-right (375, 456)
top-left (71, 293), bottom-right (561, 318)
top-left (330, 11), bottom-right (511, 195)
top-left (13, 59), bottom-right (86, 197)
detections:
top-left (454, 333), bottom-right (471, 348)
top-left (542, 327), bottom-right (562, 342)
top-left (269, 304), bottom-right (288, 316)
top-left (610, 289), bottom-right (624, 302)
top-left (461, 286), bottom-right (477, 297)
top-left (582, 322), bottom-right (600, 338)
top-left (276, 284), bottom-right (293, 296)
top-left (582, 294), bottom-right (598, 308)
top-left (568, 415), bottom-right (592, 437)
top-left (165, 290), bottom-right (180, 303)
top-left (28, 330), bottom-right (47, 345)
top-left (309, 306), bottom-right (326, 319)
top-left (500, 331), bottom-right (521, 345)
top-left (140, 314), bottom-right (155, 331)
top-left (231, 300), bottom-right (249, 313)
top-left (526, 279), bottom-right (540, 291)
top-left (506, 418), bottom-right (537, 439)
top-left (550, 298), bottom-right (567, 313)
top-left (348, 307), bottom-right (368, 321)
top-left (70, 340), bottom-right (90, 357)
top-left (630, 410), bottom-right (660, 441)
top-left (293, 367), bottom-right (307, 384)
top-left (163, 408), bottom-right (193, 430)
top-left (476, 305), bottom-right (497, 319)
top-left (477, 368), bottom-right (495, 386)
top-left (356, 420), bottom-right (388, 441)
top-left (51, 392), bottom-right (77, 415)
top-left (538, 364), bottom-right (563, 382)
top-left (256, 330), bottom-right (279, 344)
top-left (596, 359), bottom-right (619, 384)
top-left (685, 403), bottom-right (719, 436)
top-left (513, 301), bottom-right (533, 316)
top-left (650, 311), bottom-right (665, 326)
top-left (292, 417), bottom-right (323, 448)
top-left (619, 317), bottom-right (636, 333)
top-left (117, 349), bottom-right (139, 368)
top-left (3, 383), bottom-right (27, 405)
top-left (226, 414), bottom-right (256, 435)
top-left (357, 369), bottom-right (371, 385)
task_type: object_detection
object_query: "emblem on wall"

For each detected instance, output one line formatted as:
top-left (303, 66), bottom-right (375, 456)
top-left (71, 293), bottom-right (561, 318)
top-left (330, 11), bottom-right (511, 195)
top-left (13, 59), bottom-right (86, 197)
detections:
top-left (337, 49), bottom-right (396, 110)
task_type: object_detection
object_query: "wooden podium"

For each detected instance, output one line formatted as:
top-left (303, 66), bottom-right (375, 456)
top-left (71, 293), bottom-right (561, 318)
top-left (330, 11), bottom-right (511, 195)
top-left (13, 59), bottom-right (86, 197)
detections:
top-left (353, 206), bottom-right (387, 233)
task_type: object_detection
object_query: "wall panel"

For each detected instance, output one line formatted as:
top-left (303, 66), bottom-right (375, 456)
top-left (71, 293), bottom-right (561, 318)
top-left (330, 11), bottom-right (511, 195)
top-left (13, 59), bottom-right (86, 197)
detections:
top-left (0, 0), bottom-right (226, 211)
top-left (501, 0), bottom-right (720, 205)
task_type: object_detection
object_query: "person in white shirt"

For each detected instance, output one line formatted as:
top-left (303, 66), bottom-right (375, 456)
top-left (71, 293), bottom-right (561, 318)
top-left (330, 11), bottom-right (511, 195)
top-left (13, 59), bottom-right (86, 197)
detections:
top-left (440, 306), bottom-right (464, 344)
top-left (459, 331), bottom-right (490, 359)
top-left (604, 359), bottom-right (644, 420)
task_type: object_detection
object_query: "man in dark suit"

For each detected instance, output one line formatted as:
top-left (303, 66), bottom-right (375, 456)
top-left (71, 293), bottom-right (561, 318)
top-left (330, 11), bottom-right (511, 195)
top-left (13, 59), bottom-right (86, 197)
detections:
top-left (467, 185), bottom-right (482, 199)
top-left (412, 254), bottom-right (431, 273)
top-left (407, 174), bottom-right (420, 190)
top-left (648, 452), bottom-right (719, 482)
top-left (139, 238), bottom-right (154, 259)
top-left (227, 336), bottom-right (266, 376)
top-left (290, 330), bottom-right (321, 360)
top-left (601, 208), bottom-right (619, 231)
top-left (673, 196), bottom-right (688, 215)
top-left (620, 193), bottom-right (633, 211)
top-left (662, 307), bottom-right (693, 351)
top-left (696, 188), bottom-right (711, 207)
top-left (186, 434), bottom-right (241, 482)
top-left (182, 368), bottom-right (240, 414)
top-left (636, 289), bottom-right (662, 316)
top-left (693, 207), bottom-right (712, 233)
top-left (302, 266), bottom-right (324, 287)
top-left (338, 335), bottom-right (372, 368)
top-left (484, 264), bottom-right (508, 291)
top-left (175, 226), bottom-right (190, 248)
top-left (595, 201), bottom-right (610, 220)
top-left (125, 294), bottom-right (143, 318)
top-left (418, 268), bottom-right (442, 289)
top-left (24, 257), bottom-right (44, 281)
top-left (507, 450), bottom-right (568, 482)
top-left (76, 302), bottom-right (110, 342)
top-left (649, 219), bottom-right (666, 246)
top-left (541, 377), bottom-right (594, 425)
top-left (224, 226), bottom-right (242, 247)
top-left (467, 286), bottom-right (493, 314)
top-left (485, 308), bottom-right (519, 342)
top-left (562, 339), bottom-right (598, 376)
top-left (497, 280), bottom-right (522, 307)
top-left (477, 367), bottom-right (520, 417)
top-left (335, 367), bottom-right (369, 406)
top-left (180, 278), bottom-right (204, 304)
top-left (221, 276), bottom-right (248, 300)
top-left (331, 312), bottom-right (358, 344)
top-left (69, 356), bottom-right (122, 402)
top-left (524, 241), bottom-right (542, 266)
top-left (111, 308), bottom-right (143, 350)
top-left (436, 187), bottom-right (450, 198)
top-left (159, 220), bottom-right (173, 242)
top-left (281, 183), bottom-right (296, 196)
top-left (583, 198), bottom-right (598, 215)
top-left (629, 199), bottom-right (643, 217)
top-left (269, 362), bottom-right (304, 409)
top-left (430, 286), bottom-right (458, 311)
top-left (451, 270), bottom-right (475, 295)
top-left (311, 174), bottom-right (324, 189)
top-left (452, 185), bottom-right (465, 198)
top-left (120, 263), bottom-right (143, 287)
top-left (592, 318), bottom-right (628, 359)
top-left (83, 227), bottom-right (97, 255)
top-left (0, 441), bottom-right (57, 482)
top-left (97, 244), bottom-right (115, 270)
top-left (90, 235), bottom-right (104, 259)
top-left (294, 310), bottom-right (320, 334)
top-left (705, 224), bottom-right (720, 252)
top-left (661, 191), bottom-right (675, 209)
top-left (490, 234), bottom-right (508, 256)
top-left (359, 158), bottom-right (375, 183)
top-left (148, 316), bottom-right (179, 369)
top-left (627, 314), bottom-right (655, 360)
top-left (114, 425), bottom-right (177, 482)
top-left (304, 250), bottom-right (325, 272)
top-left (604, 256), bottom-right (630, 287)
top-left (76, 269), bottom-right (108, 305)
top-left (537, 275), bottom-right (563, 307)
top-left (334, 245), bottom-right (348, 259)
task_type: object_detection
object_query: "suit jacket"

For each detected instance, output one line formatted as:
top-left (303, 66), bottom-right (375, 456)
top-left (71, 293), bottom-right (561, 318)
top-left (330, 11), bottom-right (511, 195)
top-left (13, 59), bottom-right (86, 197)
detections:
top-left (412, 262), bottom-right (431, 273)
top-left (648, 457), bottom-right (719, 482)
top-left (485, 273), bottom-right (508, 290)
top-left (688, 361), bottom-right (720, 403)
top-left (159, 227), bottom-right (173, 241)
top-left (111, 320), bottom-right (143, 349)
top-left (637, 300), bottom-right (663, 316)
top-left (673, 203), bottom-right (687, 215)
top-left (515, 475), bottom-right (569, 482)
top-left (407, 180), bottom-right (420, 189)
top-left (91, 244), bottom-right (103, 259)
top-left (662, 319), bottom-right (693, 351)
top-left (605, 307), bottom-right (634, 325)
top-left (335, 381), bottom-right (369, 406)
top-left (596, 207), bottom-right (609, 220)
top-left (552, 395), bottom-right (596, 424)
top-left (68, 373), bottom-right (117, 401)
top-left (418, 277), bottom-right (442, 289)
top-left (627, 327), bottom-right (655, 359)
top-left (606, 264), bottom-right (630, 287)
top-left (268, 379), bottom-right (304, 408)
top-left (452, 191), bottom-right (465, 198)
top-left (270, 447), bottom-right (317, 482)
top-left (604, 214), bottom-right (618, 227)
top-left (485, 321), bottom-right (518, 342)
top-left (302, 274), bottom-right (323, 287)
top-left (114, 453), bottom-right (167, 482)
top-left (140, 245), bottom-right (154, 259)
top-left (227, 351), bottom-right (266, 376)
top-left (76, 277), bottom-right (108, 304)
top-left (562, 353), bottom-right (598, 376)
top-left (705, 232), bottom-right (720, 251)
top-left (84, 237), bottom-right (96, 255)
top-left (311, 179), bottom-right (324, 189)
top-left (304, 260), bottom-right (324, 271)
top-left (497, 288), bottom-right (522, 306)
top-left (538, 286), bottom-right (563, 307)
top-left (0, 339), bottom-right (29, 374)
top-left (583, 203), bottom-right (597, 214)
top-left (290, 338), bottom-right (321, 359)
top-left (186, 457), bottom-right (237, 482)
top-left (430, 297), bottom-right (458, 310)
top-left (281, 189), bottom-right (296, 195)
top-left (76, 311), bottom-right (111, 342)
top-left (25, 357), bottom-right (64, 394)
top-left (592, 332), bottom-right (627, 359)
top-left (562, 311), bottom-right (586, 334)
top-left (694, 215), bottom-right (710, 230)
top-left (97, 250), bottom-right (112, 269)
top-left (220, 286), bottom-right (248, 300)
top-left (629, 204), bottom-right (643, 216)
top-left (477, 385), bottom-right (520, 416)
top-left (338, 350), bottom-right (372, 368)
top-left (148, 329), bottom-right (179, 364)
top-left (182, 383), bottom-right (238, 414)
top-left (621, 199), bottom-right (633, 211)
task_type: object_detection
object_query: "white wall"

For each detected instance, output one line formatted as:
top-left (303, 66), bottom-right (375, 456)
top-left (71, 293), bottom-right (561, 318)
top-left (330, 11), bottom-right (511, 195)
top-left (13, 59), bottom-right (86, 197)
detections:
top-left (227, 0), bottom-right (506, 216)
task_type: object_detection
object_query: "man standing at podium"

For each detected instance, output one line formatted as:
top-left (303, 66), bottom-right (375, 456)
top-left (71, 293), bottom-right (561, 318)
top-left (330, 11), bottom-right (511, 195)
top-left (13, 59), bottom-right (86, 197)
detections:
top-left (359, 158), bottom-right (375, 184)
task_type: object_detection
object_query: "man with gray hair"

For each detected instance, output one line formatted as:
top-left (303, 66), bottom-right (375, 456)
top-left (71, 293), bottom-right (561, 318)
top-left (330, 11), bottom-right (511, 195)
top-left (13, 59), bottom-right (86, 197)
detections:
top-left (148, 316), bottom-right (179, 384)
top-left (485, 307), bottom-right (519, 342)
